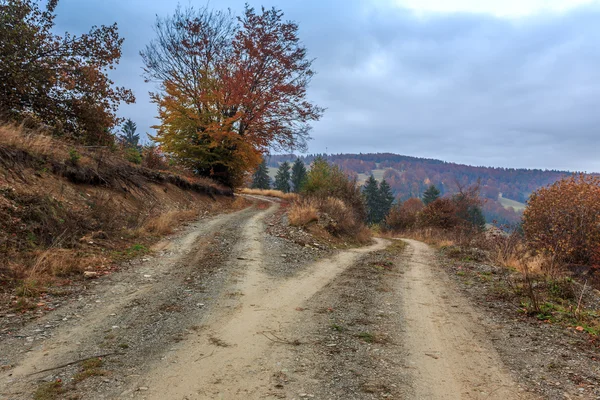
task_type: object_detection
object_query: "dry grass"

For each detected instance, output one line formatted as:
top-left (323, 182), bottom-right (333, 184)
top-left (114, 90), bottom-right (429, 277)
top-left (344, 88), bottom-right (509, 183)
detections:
top-left (288, 196), bottom-right (372, 245)
top-left (240, 188), bottom-right (298, 201)
top-left (0, 123), bottom-right (69, 159)
top-left (141, 209), bottom-right (199, 236)
top-left (288, 198), bottom-right (319, 226)
top-left (0, 123), bottom-right (240, 298)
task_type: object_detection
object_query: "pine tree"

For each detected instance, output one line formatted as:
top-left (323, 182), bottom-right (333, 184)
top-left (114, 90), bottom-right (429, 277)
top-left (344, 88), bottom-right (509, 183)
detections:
top-left (251, 160), bottom-right (271, 189)
top-left (467, 205), bottom-right (486, 231)
top-left (274, 161), bottom-right (292, 193)
top-left (291, 158), bottom-right (307, 193)
top-left (422, 184), bottom-right (441, 205)
top-left (363, 175), bottom-right (381, 224)
top-left (120, 119), bottom-right (140, 148)
top-left (378, 179), bottom-right (395, 221)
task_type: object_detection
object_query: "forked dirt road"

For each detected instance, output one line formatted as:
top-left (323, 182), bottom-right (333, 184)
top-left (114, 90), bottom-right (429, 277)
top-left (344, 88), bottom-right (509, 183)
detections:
top-left (0, 200), bottom-right (529, 399)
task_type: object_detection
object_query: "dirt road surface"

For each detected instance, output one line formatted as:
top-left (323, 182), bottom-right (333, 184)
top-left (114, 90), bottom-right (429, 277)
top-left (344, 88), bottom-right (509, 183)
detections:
top-left (401, 239), bottom-right (526, 400)
top-left (0, 200), bottom-right (532, 399)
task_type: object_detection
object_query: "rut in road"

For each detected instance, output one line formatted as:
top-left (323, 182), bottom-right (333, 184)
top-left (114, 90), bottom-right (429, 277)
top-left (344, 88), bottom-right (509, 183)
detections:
top-left (401, 239), bottom-right (532, 400)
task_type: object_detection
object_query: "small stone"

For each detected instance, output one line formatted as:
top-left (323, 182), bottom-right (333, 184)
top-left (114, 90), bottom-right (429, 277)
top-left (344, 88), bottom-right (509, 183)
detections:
top-left (137, 386), bottom-right (149, 391)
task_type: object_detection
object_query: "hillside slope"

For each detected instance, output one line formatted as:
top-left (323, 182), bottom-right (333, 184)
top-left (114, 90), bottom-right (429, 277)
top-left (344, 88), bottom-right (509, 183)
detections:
top-left (0, 125), bottom-right (237, 307)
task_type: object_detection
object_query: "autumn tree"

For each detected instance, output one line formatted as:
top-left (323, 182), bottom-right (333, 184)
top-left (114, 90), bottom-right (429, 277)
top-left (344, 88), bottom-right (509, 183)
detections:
top-left (422, 185), bottom-right (440, 205)
top-left (386, 198), bottom-right (424, 231)
top-left (291, 158), bottom-right (307, 193)
top-left (418, 198), bottom-right (461, 230)
top-left (418, 182), bottom-right (485, 231)
top-left (0, 0), bottom-right (134, 144)
top-left (251, 160), bottom-right (271, 189)
top-left (523, 174), bottom-right (600, 265)
top-left (141, 5), bottom-right (323, 187)
top-left (274, 162), bottom-right (291, 193)
top-left (452, 182), bottom-right (486, 231)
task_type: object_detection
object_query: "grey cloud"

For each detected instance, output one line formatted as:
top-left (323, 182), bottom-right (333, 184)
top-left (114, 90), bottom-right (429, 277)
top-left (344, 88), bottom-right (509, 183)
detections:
top-left (52, 0), bottom-right (600, 172)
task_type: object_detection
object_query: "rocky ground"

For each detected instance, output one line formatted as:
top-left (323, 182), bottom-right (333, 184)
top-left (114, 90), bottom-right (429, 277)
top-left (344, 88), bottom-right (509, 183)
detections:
top-left (438, 250), bottom-right (600, 399)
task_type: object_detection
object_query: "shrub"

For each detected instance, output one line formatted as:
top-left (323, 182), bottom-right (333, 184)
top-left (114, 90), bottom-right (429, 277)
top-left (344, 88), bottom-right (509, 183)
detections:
top-left (142, 145), bottom-right (168, 170)
top-left (418, 198), bottom-right (461, 230)
top-left (386, 198), bottom-right (423, 231)
top-left (288, 198), bottom-right (319, 226)
top-left (124, 147), bottom-right (142, 164)
top-left (319, 197), bottom-right (358, 236)
top-left (68, 148), bottom-right (81, 165)
top-left (303, 157), bottom-right (366, 224)
top-left (523, 174), bottom-right (600, 265)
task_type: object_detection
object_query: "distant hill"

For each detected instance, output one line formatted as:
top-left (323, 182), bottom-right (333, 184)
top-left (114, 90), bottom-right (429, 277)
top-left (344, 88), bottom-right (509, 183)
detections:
top-left (267, 153), bottom-right (589, 225)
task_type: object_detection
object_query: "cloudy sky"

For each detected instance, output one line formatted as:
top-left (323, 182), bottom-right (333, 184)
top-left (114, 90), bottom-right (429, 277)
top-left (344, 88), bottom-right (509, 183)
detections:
top-left (53, 0), bottom-right (600, 172)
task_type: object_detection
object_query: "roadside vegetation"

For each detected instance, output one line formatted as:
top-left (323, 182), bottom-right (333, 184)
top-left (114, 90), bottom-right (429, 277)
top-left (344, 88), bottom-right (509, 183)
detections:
top-left (0, 123), bottom-right (239, 309)
top-left (384, 174), bottom-right (600, 335)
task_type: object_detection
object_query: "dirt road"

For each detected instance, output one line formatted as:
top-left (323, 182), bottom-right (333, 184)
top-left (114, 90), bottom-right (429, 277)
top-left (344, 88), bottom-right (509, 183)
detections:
top-left (401, 239), bottom-right (526, 399)
top-left (0, 201), bottom-right (530, 399)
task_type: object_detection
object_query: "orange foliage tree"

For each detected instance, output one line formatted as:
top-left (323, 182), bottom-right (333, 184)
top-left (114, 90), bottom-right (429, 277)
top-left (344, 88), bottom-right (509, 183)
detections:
top-left (142, 5), bottom-right (323, 187)
top-left (0, 0), bottom-right (134, 144)
top-left (523, 174), bottom-right (600, 265)
top-left (385, 198), bottom-right (424, 231)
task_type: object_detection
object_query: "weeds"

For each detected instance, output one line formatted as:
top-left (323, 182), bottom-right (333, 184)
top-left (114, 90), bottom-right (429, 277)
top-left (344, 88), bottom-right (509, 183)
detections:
top-left (288, 198), bottom-right (318, 226)
top-left (240, 188), bottom-right (297, 201)
top-left (73, 358), bottom-right (106, 383)
top-left (33, 380), bottom-right (65, 400)
top-left (356, 332), bottom-right (375, 343)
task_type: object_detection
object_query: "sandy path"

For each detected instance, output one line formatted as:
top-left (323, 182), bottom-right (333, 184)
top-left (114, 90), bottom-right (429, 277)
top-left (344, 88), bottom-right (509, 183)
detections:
top-left (400, 239), bottom-right (529, 400)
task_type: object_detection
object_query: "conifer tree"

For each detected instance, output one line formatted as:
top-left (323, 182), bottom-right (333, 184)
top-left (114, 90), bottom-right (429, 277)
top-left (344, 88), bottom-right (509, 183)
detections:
top-left (120, 119), bottom-right (140, 148)
top-left (251, 160), bottom-right (271, 189)
top-left (422, 184), bottom-right (441, 205)
top-left (363, 175), bottom-right (381, 224)
top-left (378, 179), bottom-right (395, 221)
top-left (274, 161), bottom-right (292, 193)
top-left (291, 158), bottom-right (307, 193)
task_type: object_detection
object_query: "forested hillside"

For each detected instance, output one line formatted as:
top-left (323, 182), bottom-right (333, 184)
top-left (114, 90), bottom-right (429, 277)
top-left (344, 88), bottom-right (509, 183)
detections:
top-left (267, 153), bottom-right (591, 224)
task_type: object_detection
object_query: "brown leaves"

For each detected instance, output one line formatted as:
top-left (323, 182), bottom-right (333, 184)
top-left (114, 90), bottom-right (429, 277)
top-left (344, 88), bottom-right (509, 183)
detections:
top-left (523, 174), bottom-right (600, 265)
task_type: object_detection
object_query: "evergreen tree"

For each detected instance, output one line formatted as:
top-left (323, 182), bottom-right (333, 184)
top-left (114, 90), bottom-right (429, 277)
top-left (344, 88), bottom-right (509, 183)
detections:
top-left (291, 158), bottom-right (307, 193)
top-left (274, 161), bottom-right (292, 193)
top-left (422, 184), bottom-right (441, 205)
top-left (467, 205), bottom-right (486, 231)
top-left (251, 160), bottom-right (271, 189)
top-left (378, 179), bottom-right (395, 220)
top-left (363, 175), bottom-right (381, 224)
top-left (120, 119), bottom-right (140, 148)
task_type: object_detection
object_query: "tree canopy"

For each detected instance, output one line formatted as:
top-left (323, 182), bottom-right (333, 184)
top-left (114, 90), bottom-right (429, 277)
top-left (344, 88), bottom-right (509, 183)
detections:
top-left (0, 0), bottom-right (134, 144)
top-left (141, 4), bottom-right (323, 186)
